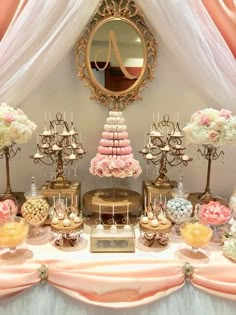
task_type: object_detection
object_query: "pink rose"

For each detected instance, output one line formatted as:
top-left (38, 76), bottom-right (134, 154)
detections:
top-left (199, 114), bottom-right (210, 126)
top-left (96, 168), bottom-right (104, 177)
top-left (17, 108), bottom-right (25, 115)
top-left (4, 113), bottom-right (15, 123)
top-left (100, 160), bottom-right (109, 170)
top-left (190, 110), bottom-right (201, 122)
top-left (124, 159), bottom-right (132, 169)
top-left (208, 130), bottom-right (218, 141)
top-left (0, 200), bottom-right (17, 219)
top-left (112, 168), bottom-right (122, 177)
top-left (0, 209), bottom-right (10, 219)
top-left (219, 109), bottom-right (231, 119)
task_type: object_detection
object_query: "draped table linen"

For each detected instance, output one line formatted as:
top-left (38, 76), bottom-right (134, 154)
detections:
top-left (0, 231), bottom-right (236, 308)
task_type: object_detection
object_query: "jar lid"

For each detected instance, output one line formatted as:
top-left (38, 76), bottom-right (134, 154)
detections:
top-left (172, 175), bottom-right (189, 199)
top-left (24, 177), bottom-right (43, 200)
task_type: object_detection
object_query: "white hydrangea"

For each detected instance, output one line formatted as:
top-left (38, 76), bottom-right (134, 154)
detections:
top-left (223, 239), bottom-right (236, 262)
top-left (230, 221), bottom-right (236, 238)
top-left (183, 108), bottom-right (236, 146)
top-left (0, 103), bottom-right (37, 149)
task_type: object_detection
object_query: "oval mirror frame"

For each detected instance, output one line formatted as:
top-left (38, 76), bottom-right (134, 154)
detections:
top-left (75, 0), bottom-right (157, 110)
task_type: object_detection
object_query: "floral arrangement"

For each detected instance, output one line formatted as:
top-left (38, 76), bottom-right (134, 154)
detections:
top-left (223, 238), bottom-right (236, 262)
top-left (89, 155), bottom-right (142, 178)
top-left (223, 222), bottom-right (236, 262)
top-left (0, 102), bottom-right (37, 149)
top-left (183, 108), bottom-right (236, 146)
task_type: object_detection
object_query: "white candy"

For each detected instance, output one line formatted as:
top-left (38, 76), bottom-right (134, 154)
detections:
top-left (96, 224), bottom-right (104, 231)
top-left (161, 218), bottom-right (168, 225)
top-left (123, 224), bottom-right (132, 231)
top-left (110, 225), bottom-right (117, 233)
top-left (147, 212), bottom-right (154, 220)
top-left (151, 219), bottom-right (159, 227)
top-left (74, 216), bottom-right (82, 223)
top-left (63, 219), bottom-right (70, 227)
top-left (58, 213), bottom-right (64, 220)
top-left (52, 217), bottom-right (59, 225)
top-left (69, 212), bottom-right (77, 220)
top-left (141, 216), bottom-right (149, 224)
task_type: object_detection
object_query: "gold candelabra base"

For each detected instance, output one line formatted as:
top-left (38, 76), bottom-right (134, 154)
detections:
top-left (50, 177), bottom-right (71, 189)
top-left (151, 174), bottom-right (172, 188)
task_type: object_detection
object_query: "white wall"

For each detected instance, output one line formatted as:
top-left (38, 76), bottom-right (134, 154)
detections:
top-left (1, 45), bottom-right (236, 201)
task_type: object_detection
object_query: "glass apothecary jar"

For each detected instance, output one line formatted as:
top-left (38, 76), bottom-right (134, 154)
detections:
top-left (21, 177), bottom-right (49, 242)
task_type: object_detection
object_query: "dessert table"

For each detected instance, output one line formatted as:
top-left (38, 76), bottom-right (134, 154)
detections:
top-left (0, 224), bottom-right (236, 315)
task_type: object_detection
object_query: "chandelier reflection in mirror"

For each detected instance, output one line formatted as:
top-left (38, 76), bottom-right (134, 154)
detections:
top-left (31, 113), bottom-right (86, 188)
top-left (140, 114), bottom-right (192, 187)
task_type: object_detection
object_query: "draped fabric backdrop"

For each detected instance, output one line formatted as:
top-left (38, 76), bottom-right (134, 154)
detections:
top-left (0, 0), bottom-right (235, 108)
top-left (136, 0), bottom-right (236, 110)
top-left (0, 0), bottom-right (235, 196)
top-left (0, 0), bottom-right (100, 106)
top-left (202, 0), bottom-right (236, 58)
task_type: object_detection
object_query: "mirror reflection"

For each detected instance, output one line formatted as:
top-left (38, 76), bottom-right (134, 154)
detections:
top-left (89, 20), bottom-right (144, 92)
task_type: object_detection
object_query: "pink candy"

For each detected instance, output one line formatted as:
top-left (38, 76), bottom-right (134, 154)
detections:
top-left (0, 199), bottom-right (18, 219)
top-left (199, 201), bottom-right (231, 225)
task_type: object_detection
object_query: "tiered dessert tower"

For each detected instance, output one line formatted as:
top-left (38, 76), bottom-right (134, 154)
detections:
top-left (90, 111), bottom-right (142, 178)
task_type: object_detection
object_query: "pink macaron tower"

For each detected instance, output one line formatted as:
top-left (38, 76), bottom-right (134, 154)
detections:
top-left (90, 111), bottom-right (142, 178)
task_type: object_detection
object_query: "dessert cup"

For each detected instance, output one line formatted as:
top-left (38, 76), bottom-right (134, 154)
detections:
top-left (180, 217), bottom-right (213, 258)
top-left (0, 216), bottom-right (29, 260)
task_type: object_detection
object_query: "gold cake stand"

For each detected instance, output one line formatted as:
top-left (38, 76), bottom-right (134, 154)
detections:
top-left (139, 219), bottom-right (172, 234)
top-left (83, 188), bottom-right (142, 214)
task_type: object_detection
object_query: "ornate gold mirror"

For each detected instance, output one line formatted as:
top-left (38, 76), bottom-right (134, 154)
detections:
top-left (75, 0), bottom-right (157, 110)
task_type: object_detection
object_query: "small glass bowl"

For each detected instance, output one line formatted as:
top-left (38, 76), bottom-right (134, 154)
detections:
top-left (0, 216), bottom-right (29, 256)
top-left (198, 201), bottom-right (232, 246)
top-left (180, 217), bottom-right (213, 252)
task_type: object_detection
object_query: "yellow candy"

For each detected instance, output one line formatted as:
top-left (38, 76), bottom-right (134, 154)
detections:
top-left (180, 222), bottom-right (212, 248)
top-left (0, 221), bottom-right (29, 248)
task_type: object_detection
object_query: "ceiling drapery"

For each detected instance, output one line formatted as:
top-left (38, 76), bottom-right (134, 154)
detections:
top-left (136, 0), bottom-right (236, 109)
top-left (1, 0), bottom-right (235, 57)
top-left (202, 0), bottom-right (236, 58)
top-left (0, 0), bottom-right (28, 41)
top-left (0, 0), bottom-right (100, 106)
top-left (0, 0), bottom-right (235, 109)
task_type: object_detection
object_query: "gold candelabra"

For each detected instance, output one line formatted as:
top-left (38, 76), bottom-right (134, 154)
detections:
top-left (140, 114), bottom-right (192, 187)
top-left (31, 112), bottom-right (86, 188)
top-left (0, 145), bottom-right (21, 196)
top-left (198, 144), bottom-right (224, 202)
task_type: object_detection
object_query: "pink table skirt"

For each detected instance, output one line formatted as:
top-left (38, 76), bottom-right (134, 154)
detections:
top-left (0, 235), bottom-right (236, 308)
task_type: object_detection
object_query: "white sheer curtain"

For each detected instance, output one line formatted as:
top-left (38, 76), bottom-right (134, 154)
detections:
top-left (0, 0), bottom-right (100, 106)
top-left (0, 0), bottom-right (235, 109)
top-left (136, 0), bottom-right (236, 110)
